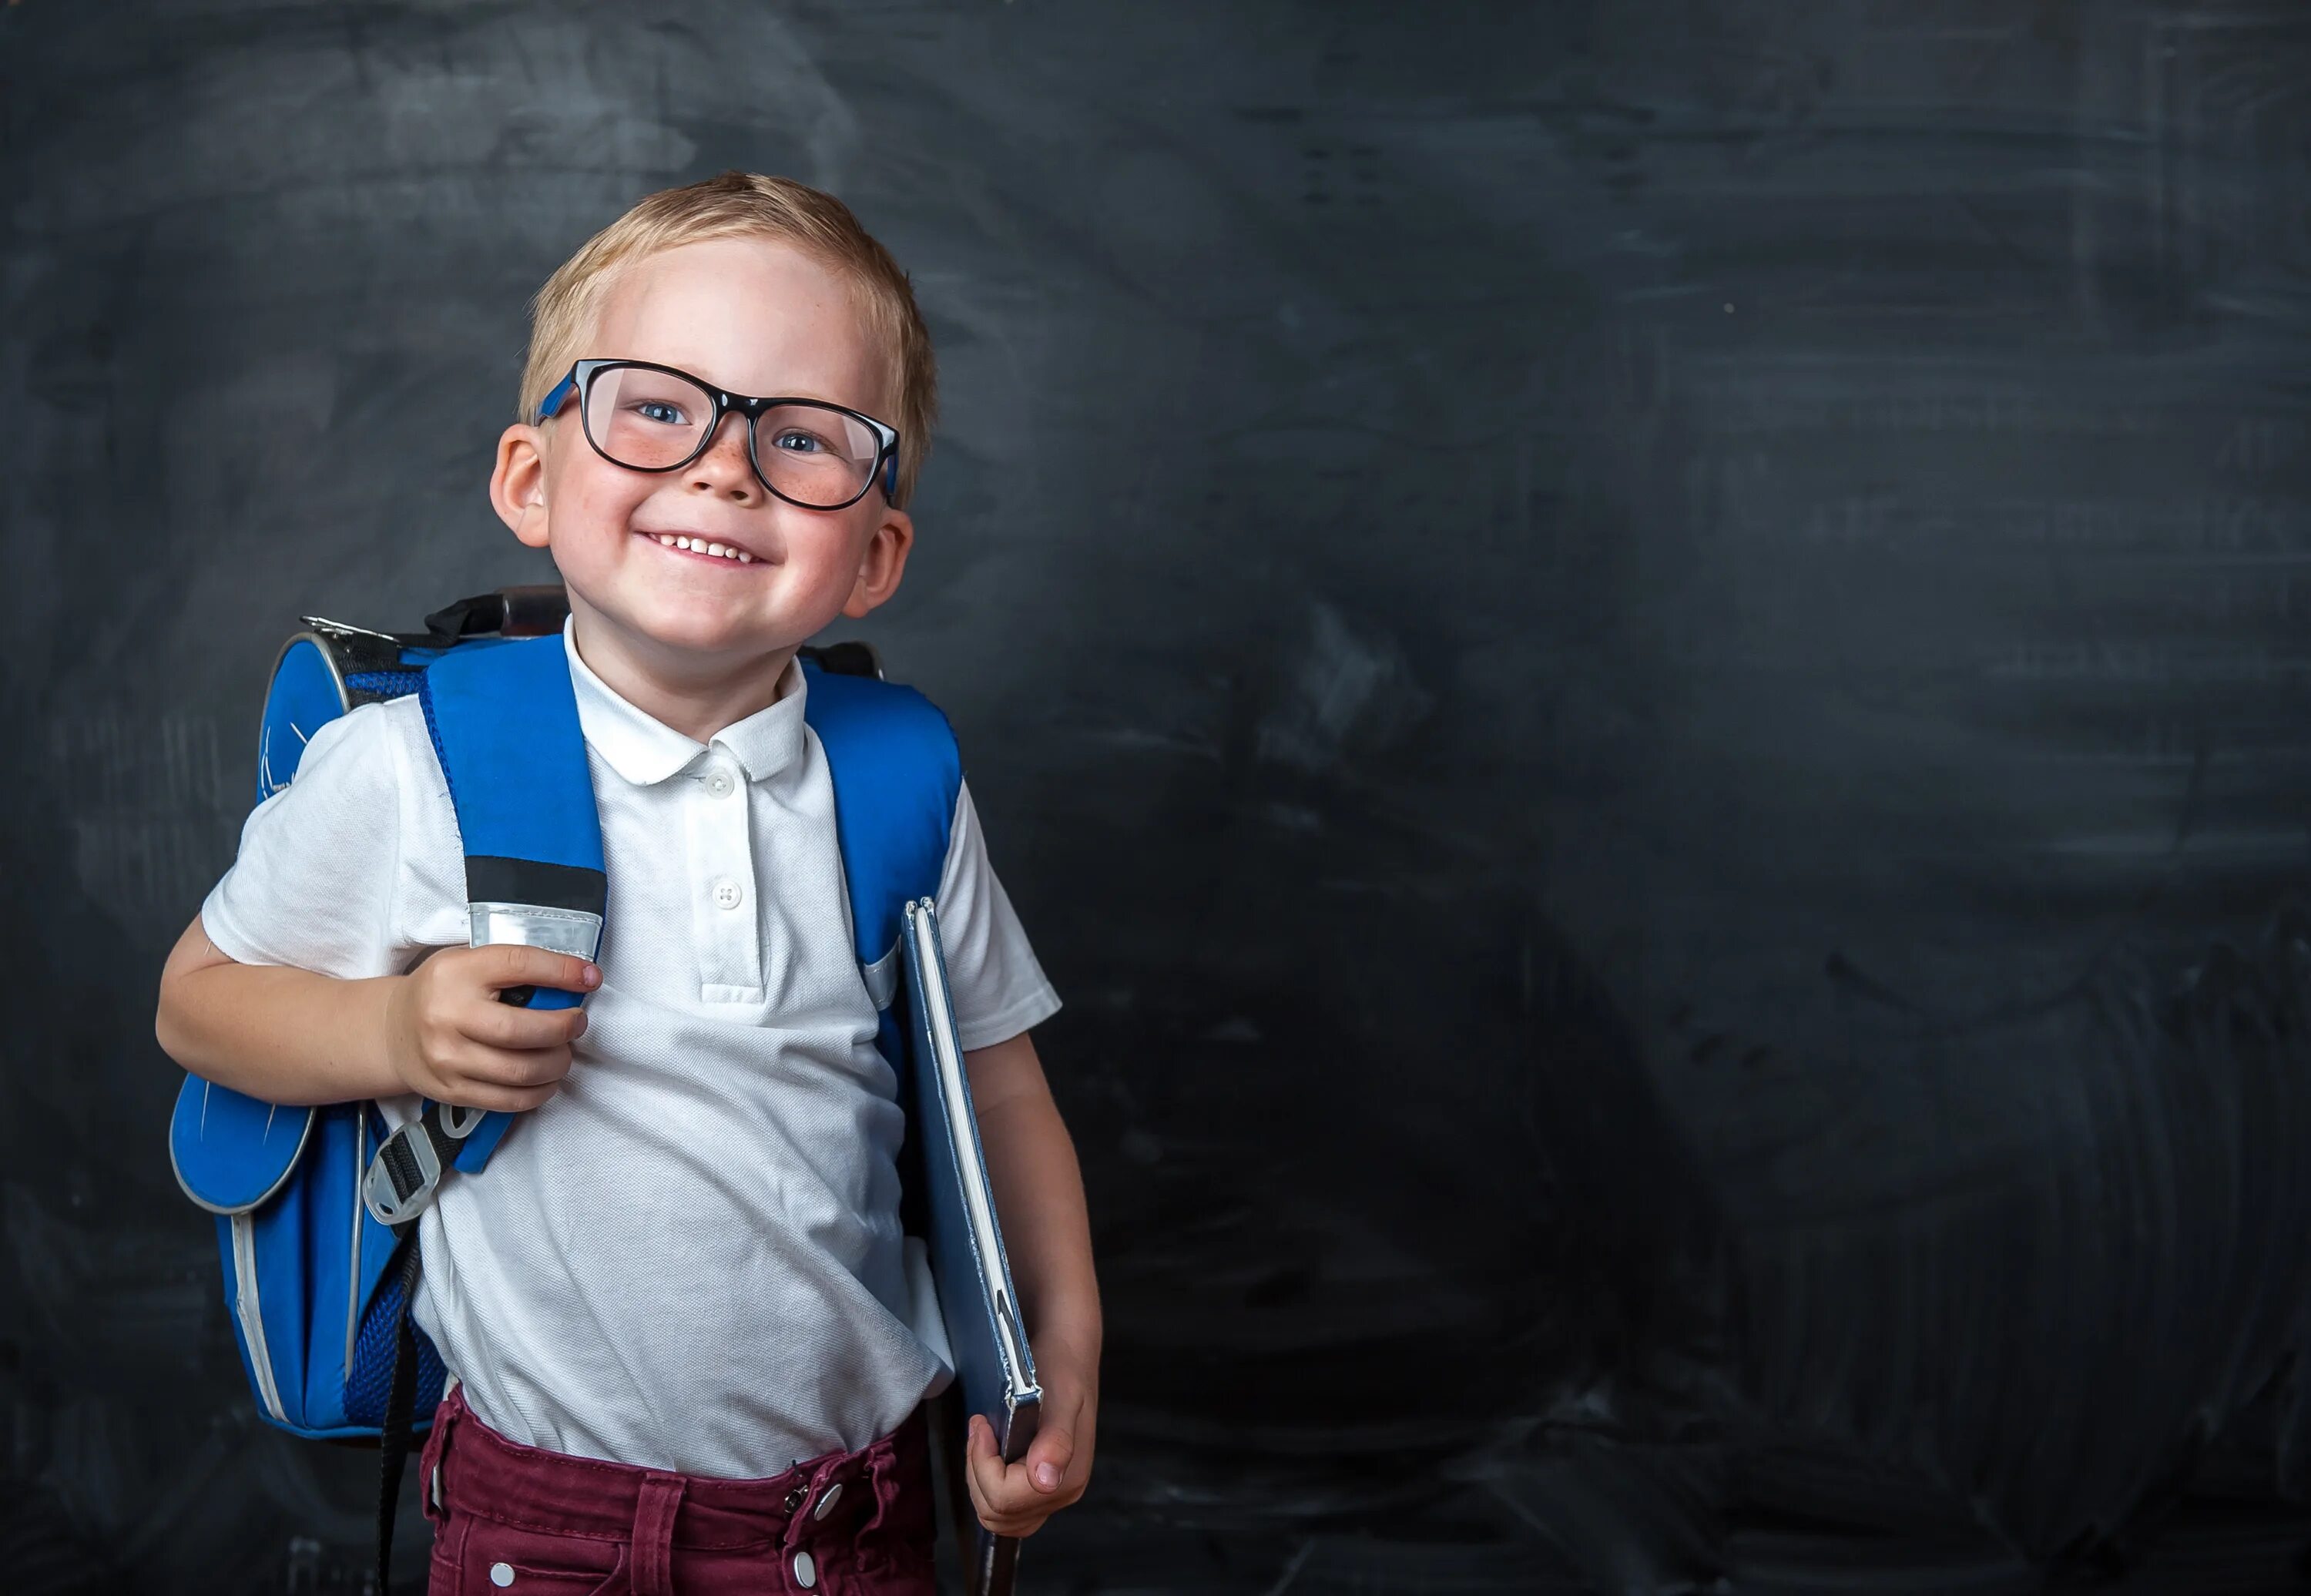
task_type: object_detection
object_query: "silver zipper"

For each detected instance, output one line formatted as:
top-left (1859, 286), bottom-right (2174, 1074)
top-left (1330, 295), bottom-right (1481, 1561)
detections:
top-left (231, 1212), bottom-right (288, 1423)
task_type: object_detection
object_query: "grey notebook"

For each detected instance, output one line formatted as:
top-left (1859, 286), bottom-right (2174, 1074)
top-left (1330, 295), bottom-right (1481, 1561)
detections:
top-left (902, 897), bottom-right (1042, 1596)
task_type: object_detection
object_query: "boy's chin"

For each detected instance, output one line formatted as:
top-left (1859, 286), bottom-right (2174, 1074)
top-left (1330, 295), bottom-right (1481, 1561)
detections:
top-left (587, 594), bottom-right (814, 662)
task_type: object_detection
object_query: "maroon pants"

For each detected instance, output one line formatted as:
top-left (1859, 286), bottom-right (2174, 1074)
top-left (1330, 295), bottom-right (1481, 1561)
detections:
top-left (420, 1385), bottom-right (937, 1595)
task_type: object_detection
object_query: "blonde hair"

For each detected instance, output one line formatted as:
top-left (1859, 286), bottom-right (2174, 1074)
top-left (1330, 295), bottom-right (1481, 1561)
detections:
top-left (517, 171), bottom-right (937, 506)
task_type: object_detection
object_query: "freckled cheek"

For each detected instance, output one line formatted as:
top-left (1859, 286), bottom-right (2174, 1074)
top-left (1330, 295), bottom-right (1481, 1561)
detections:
top-left (560, 487), bottom-right (650, 557)
top-left (792, 539), bottom-right (866, 598)
top-left (553, 450), bottom-right (647, 522)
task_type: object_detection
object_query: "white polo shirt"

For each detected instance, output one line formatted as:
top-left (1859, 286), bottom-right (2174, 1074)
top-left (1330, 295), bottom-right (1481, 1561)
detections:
top-left (199, 622), bottom-right (1061, 1475)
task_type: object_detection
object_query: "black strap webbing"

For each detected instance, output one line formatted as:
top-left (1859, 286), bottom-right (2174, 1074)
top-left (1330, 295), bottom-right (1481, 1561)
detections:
top-left (375, 1226), bottom-right (425, 1594)
top-left (378, 1133), bottom-right (429, 1211)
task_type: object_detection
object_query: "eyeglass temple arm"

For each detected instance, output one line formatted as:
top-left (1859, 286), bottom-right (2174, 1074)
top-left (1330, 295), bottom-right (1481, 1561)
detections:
top-left (535, 371), bottom-right (579, 426)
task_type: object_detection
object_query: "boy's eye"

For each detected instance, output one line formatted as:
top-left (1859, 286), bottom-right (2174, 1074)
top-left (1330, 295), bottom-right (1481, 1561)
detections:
top-left (632, 400), bottom-right (691, 426)
top-left (770, 428), bottom-right (828, 454)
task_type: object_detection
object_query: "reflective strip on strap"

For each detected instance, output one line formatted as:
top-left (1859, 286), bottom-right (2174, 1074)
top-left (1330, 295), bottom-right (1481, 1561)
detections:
top-left (468, 903), bottom-right (604, 960)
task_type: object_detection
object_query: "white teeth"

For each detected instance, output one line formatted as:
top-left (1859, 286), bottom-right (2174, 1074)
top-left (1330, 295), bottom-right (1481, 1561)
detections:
top-left (650, 533), bottom-right (751, 563)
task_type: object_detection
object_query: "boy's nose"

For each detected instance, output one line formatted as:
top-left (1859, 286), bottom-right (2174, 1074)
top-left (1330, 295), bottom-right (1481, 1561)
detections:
top-left (688, 412), bottom-right (762, 499)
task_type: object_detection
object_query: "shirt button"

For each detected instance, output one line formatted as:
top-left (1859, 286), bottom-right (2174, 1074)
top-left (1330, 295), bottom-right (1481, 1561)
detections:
top-left (703, 769), bottom-right (735, 799)
top-left (812, 1480), bottom-right (844, 1519)
top-left (793, 1550), bottom-right (818, 1588)
top-left (490, 1564), bottom-right (515, 1588)
top-left (711, 879), bottom-right (743, 910)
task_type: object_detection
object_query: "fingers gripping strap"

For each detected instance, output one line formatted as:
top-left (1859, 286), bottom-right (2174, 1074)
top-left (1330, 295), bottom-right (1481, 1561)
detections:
top-left (462, 899), bottom-right (601, 1165)
top-left (444, 916), bottom-right (589, 1168)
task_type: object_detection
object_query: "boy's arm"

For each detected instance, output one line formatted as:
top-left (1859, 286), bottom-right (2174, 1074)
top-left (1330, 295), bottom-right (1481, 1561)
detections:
top-left (961, 1028), bottom-right (1101, 1535)
top-left (156, 911), bottom-right (598, 1110)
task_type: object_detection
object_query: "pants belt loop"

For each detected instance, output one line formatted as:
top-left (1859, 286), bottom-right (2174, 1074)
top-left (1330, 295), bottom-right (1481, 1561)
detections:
top-left (632, 1472), bottom-right (687, 1596)
top-left (417, 1387), bottom-right (461, 1527)
top-left (855, 1428), bottom-right (901, 1544)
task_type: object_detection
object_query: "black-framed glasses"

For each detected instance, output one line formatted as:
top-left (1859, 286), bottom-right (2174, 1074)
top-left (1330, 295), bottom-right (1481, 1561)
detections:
top-left (535, 358), bottom-right (901, 510)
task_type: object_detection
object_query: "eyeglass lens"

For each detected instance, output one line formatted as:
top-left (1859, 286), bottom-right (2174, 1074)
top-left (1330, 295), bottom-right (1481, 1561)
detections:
top-left (582, 365), bottom-right (882, 508)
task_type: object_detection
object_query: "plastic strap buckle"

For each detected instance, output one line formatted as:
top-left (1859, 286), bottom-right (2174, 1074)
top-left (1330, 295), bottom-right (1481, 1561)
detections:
top-left (361, 1104), bottom-right (465, 1229)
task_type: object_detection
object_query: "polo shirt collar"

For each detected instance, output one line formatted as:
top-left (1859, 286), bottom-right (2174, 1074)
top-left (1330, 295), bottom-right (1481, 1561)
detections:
top-left (562, 619), bottom-right (808, 786)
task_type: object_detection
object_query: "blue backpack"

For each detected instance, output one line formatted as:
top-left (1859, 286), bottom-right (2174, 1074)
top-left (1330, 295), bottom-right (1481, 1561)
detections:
top-left (167, 587), bottom-right (991, 1587)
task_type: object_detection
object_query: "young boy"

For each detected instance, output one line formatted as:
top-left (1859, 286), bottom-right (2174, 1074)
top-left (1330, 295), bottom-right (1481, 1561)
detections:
top-left (154, 172), bottom-right (1098, 1593)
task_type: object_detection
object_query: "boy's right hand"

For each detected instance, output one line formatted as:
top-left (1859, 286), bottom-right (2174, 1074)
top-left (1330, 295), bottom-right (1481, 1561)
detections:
top-left (382, 945), bottom-right (600, 1112)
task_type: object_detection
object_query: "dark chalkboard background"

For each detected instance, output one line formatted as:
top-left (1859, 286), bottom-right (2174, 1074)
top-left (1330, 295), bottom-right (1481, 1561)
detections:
top-left (8, 1), bottom-right (2311, 1591)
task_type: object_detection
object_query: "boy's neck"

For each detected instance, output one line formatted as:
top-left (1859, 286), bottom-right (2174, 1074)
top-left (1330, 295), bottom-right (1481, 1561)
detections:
top-left (566, 609), bottom-right (799, 744)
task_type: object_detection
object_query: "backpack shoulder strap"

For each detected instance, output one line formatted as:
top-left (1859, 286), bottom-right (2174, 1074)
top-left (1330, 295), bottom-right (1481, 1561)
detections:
top-left (365, 634), bottom-right (605, 1208)
top-left (421, 635), bottom-right (608, 928)
top-left (800, 660), bottom-right (961, 1011)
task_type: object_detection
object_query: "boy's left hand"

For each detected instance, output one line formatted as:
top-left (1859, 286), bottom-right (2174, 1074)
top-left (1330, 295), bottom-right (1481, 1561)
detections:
top-left (964, 1366), bottom-right (1095, 1537)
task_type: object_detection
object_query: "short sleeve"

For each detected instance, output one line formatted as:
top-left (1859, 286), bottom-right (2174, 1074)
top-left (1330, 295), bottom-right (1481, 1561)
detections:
top-left (933, 780), bottom-right (1061, 1053)
top-left (199, 698), bottom-right (464, 978)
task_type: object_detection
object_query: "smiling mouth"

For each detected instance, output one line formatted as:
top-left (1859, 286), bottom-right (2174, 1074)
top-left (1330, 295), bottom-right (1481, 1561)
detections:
top-left (642, 531), bottom-right (760, 565)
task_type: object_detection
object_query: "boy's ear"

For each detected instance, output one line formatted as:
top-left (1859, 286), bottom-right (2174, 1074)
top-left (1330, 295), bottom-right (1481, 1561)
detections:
top-left (491, 423), bottom-right (554, 549)
top-left (840, 504), bottom-right (914, 619)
